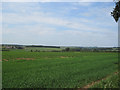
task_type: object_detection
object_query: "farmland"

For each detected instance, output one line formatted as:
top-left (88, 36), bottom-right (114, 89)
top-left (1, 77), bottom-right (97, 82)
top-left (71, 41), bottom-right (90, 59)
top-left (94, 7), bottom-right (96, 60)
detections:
top-left (2, 49), bottom-right (118, 88)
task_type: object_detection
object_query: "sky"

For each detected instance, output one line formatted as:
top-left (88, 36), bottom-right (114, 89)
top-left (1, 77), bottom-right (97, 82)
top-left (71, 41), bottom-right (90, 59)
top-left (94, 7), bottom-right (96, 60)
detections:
top-left (2, 2), bottom-right (118, 47)
top-left (1, 0), bottom-right (115, 2)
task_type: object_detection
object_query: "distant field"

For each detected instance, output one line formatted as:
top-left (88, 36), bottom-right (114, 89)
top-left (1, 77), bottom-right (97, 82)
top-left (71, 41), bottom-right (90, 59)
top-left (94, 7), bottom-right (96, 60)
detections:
top-left (2, 50), bottom-right (118, 88)
top-left (25, 47), bottom-right (63, 52)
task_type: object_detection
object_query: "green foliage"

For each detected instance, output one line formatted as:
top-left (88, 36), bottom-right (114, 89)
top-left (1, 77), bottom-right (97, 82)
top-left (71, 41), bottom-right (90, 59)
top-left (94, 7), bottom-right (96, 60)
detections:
top-left (65, 47), bottom-right (70, 52)
top-left (2, 51), bottom-right (118, 88)
top-left (111, 1), bottom-right (120, 22)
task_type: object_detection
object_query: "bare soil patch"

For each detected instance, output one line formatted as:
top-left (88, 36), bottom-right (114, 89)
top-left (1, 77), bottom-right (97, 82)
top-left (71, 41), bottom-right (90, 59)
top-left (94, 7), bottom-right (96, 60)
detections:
top-left (2, 59), bottom-right (8, 61)
top-left (16, 58), bottom-right (34, 60)
top-left (60, 56), bottom-right (73, 58)
top-left (60, 56), bottom-right (69, 58)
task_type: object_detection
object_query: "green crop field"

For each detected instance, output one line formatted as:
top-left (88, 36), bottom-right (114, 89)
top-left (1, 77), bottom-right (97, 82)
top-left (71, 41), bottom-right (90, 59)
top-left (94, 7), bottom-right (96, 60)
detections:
top-left (2, 50), bottom-right (118, 88)
top-left (90, 72), bottom-right (119, 88)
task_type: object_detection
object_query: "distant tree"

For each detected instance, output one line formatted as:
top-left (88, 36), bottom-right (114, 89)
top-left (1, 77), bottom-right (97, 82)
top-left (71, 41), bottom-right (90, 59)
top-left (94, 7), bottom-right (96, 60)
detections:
top-left (111, 0), bottom-right (120, 22)
top-left (17, 47), bottom-right (24, 49)
top-left (65, 47), bottom-right (70, 52)
top-left (93, 49), bottom-right (98, 52)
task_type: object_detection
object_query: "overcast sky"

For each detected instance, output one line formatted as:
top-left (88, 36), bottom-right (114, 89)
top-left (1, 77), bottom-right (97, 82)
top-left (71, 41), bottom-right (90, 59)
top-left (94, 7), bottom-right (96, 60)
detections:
top-left (2, 2), bottom-right (118, 47)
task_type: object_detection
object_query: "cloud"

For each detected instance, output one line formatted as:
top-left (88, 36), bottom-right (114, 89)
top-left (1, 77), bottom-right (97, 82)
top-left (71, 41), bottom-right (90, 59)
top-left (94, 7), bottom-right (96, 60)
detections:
top-left (73, 2), bottom-right (93, 6)
top-left (2, 0), bottom-right (113, 2)
top-left (3, 8), bottom-right (116, 34)
top-left (2, 2), bottom-right (117, 46)
top-left (3, 24), bottom-right (117, 46)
